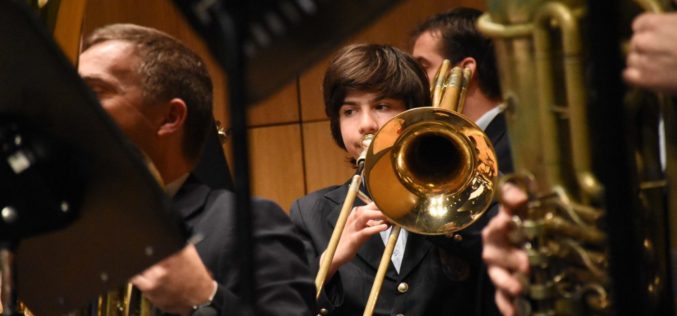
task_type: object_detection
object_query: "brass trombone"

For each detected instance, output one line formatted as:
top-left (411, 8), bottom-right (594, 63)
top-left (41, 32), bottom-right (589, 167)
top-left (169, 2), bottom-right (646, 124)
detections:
top-left (315, 60), bottom-right (499, 315)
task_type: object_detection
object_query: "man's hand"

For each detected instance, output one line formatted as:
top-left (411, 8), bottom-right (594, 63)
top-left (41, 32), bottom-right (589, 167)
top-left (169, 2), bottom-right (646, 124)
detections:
top-left (131, 245), bottom-right (215, 316)
top-left (481, 183), bottom-right (530, 316)
top-left (624, 12), bottom-right (677, 94)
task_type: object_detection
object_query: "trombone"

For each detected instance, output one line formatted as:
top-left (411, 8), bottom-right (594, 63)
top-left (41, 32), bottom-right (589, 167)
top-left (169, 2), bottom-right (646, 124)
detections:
top-left (315, 60), bottom-right (499, 316)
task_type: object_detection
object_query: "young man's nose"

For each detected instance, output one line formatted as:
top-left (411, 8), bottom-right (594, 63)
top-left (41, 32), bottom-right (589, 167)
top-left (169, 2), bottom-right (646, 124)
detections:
top-left (358, 111), bottom-right (379, 135)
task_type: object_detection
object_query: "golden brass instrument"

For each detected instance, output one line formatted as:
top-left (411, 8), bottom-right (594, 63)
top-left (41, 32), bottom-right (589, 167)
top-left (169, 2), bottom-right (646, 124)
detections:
top-left (478, 0), bottom-right (674, 314)
top-left (360, 61), bottom-right (498, 315)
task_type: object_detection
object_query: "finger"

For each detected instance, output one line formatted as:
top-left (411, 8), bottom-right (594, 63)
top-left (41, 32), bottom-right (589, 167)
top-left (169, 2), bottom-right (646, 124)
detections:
top-left (483, 239), bottom-right (530, 274)
top-left (624, 51), bottom-right (658, 89)
top-left (361, 223), bottom-right (389, 236)
top-left (500, 183), bottom-right (528, 211)
top-left (482, 211), bottom-right (515, 245)
top-left (487, 265), bottom-right (523, 296)
top-left (354, 209), bottom-right (388, 226)
top-left (362, 209), bottom-right (388, 219)
top-left (131, 274), bottom-right (153, 291)
top-left (623, 66), bottom-right (642, 86)
top-left (364, 201), bottom-right (378, 209)
top-left (495, 290), bottom-right (517, 316)
top-left (632, 13), bottom-right (657, 33)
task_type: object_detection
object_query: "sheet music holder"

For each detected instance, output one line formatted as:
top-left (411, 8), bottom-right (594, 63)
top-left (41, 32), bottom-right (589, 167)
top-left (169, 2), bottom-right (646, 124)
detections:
top-left (0, 1), bottom-right (187, 314)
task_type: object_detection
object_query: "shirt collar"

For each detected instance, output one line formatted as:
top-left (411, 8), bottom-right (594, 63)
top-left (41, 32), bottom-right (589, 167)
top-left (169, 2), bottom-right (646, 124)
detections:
top-left (474, 104), bottom-right (504, 131)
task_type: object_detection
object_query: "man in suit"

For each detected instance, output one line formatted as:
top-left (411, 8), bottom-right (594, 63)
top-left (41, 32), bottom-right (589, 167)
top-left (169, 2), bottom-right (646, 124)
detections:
top-left (410, 7), bottom-right (513, 174)
top-left (78, 23), bottom-right (316, 315)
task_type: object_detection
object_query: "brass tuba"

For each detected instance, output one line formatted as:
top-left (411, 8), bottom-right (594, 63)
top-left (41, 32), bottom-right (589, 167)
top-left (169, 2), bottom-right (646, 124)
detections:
top-left (478, 0), bottom-right (675, 314)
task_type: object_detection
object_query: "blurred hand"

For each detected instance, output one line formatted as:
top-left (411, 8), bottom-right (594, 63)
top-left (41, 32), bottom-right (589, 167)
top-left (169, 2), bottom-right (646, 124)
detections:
top-left (481, 183), bottom-right (530, 316)
top-left (624, 12), bottom-right (677, 94)
top-left (131, 245), bottom-right (215, 316)
top-left (325, 202), bottom-right (389, 278)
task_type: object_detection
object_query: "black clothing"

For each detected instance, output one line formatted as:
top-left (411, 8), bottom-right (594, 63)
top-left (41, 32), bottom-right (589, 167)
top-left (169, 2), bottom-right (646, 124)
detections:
top-left (174, 175), bottom-right (317, 315)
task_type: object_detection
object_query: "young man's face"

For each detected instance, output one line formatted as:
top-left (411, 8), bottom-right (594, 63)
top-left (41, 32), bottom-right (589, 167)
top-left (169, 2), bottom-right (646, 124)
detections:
top-left (78, 40), bottom-right (163, 156)
top-left (339, 90), bottom-right (407, 159)
top-left (412, 30), bottom-right (445, 84)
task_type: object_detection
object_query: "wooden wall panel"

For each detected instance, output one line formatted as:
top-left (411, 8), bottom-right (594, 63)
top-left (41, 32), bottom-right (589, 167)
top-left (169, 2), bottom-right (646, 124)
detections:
top-left (299, 57), bottom-right (331, 122)
top-left (302, 121), bottom-right (355, 193)
top-left (249, 125), bottom-right (305, 211)
top-left (248, 81), bottom-right (299, 127)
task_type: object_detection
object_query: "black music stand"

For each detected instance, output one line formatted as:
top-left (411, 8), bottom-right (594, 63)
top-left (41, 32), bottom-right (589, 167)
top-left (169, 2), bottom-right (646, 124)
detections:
top-left (0, 1), bottom-right (187, 314)
top-left (171, 1), bottom-right (404, 314)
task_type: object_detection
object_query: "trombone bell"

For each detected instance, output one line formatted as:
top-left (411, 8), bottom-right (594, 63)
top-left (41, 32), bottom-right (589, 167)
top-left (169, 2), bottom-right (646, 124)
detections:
top-left (364, 107), bottom-right (498, 235)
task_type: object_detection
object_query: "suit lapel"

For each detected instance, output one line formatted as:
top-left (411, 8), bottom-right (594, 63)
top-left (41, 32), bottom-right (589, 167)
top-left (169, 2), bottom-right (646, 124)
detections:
top-left (484, 111), bottom-right (514, 173)
top-left (172, 174), bottom-right (210, 224)
top-left (484, 111), bottom-right (506, 147)
top-left (397, 232), bottom-right (432, 280)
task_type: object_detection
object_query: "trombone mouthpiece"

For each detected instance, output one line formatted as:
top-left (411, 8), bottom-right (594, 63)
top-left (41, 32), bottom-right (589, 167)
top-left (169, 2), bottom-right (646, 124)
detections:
top-left (357, 134), bottom-right (374, 165)
top-left (362, 134), bottom-right (374, 148)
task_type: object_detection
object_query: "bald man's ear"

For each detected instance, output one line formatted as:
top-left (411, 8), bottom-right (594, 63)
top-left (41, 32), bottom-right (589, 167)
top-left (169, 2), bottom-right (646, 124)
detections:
top-left (158, 98), bottom-right (187, 137)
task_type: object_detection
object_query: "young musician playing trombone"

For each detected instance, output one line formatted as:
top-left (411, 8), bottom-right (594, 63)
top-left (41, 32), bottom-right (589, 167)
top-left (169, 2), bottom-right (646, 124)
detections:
top-left (289, 43), bottom-right (499, 315)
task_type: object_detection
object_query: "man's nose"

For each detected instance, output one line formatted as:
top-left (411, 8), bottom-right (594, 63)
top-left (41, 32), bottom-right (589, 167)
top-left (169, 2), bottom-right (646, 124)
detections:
top-left (358, 111), bottom-right (379, 135)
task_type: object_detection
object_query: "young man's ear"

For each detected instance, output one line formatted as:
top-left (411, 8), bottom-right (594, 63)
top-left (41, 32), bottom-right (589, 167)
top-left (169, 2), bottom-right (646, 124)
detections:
top-left (158, 98), bottom-right (187, 137)
top-left (458, 57), bottom-right (477, 81)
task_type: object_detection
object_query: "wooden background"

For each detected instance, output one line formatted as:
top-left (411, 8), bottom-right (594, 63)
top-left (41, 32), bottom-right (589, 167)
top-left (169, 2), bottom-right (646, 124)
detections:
top-left (78, 0), bottom-right (485, 211)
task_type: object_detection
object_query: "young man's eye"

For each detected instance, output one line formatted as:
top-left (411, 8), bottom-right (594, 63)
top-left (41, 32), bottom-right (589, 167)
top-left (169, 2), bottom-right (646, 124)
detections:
top-left (341, 108), bottom-right (354, 117)
top-left (375, 104), bottom-right (391, 111)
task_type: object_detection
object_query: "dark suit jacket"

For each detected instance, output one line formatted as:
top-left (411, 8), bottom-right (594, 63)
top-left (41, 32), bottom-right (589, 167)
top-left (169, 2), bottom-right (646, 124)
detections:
top-left (485, 111), bottom-right (513, 174)
top-left (173, 175), bottom-right (316, 315)
top-left (290, 184), bottom-right (497, 316)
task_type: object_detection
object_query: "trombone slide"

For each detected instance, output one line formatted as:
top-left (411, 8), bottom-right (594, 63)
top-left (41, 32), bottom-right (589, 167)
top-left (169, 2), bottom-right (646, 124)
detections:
top-left (363, 226), bottom-right (401, 316)
top-left (315, 174), bottom-right (363, 298)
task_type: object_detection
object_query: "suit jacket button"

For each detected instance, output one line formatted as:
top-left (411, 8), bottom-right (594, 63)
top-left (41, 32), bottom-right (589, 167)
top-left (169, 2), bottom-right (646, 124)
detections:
top-left (397, 282), bottom-right (409, 293)
top-left (318, 308), bottom-right (329, 315)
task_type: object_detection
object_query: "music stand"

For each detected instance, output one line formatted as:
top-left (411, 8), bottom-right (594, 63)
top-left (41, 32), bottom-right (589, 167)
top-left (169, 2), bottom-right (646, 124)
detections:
top-left (0, 1), bottom-right (187, 314)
